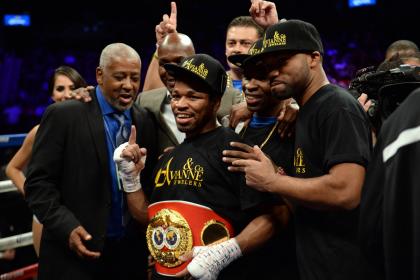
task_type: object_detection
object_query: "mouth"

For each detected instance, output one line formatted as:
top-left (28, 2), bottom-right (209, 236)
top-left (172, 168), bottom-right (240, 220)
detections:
top-left (271, 80), bottom-right (285, 87)
top-left (245, 94), bottom-right (263, 106)
top-left (175, 113), bottom-right (194, 125)
top-left (118, 93), bottom-right (134, 105)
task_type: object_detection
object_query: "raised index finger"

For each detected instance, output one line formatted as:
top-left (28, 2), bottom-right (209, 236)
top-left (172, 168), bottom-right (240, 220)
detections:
top-left (170, 2), bottom-right (177, 24)
top-left (128, 125), bottom-right (136, 145)
top-left (249, 0), bottom-right (261, 14)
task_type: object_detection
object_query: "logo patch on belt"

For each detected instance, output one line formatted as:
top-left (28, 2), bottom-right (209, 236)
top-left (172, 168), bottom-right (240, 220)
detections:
top-left (147, 209), bottom-right (193, 267)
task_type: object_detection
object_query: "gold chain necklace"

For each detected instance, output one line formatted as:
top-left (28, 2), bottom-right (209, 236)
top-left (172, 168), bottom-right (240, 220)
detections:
top-left (240, 121), bottom-right (279, 149)
top-left (227, 72), bottom-right (246, 101)
top-left (226, 72), bottom-right (233, 88)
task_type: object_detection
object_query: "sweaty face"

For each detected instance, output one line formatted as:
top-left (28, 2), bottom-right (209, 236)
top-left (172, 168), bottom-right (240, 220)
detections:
top-left (258, 52), bottom-right (311, 100)
top-left (158, 47), bottom-right (192, 92)
top-left (225, 26), bottom-right (259, 70)
top-left (96, 56), bottom-right (141, 111)
top-left (51, 74), bottom-right (75, 102)
top-left (242, 75), bottom-right (280, 115)
top-left (170, 80), bottom-right (220, 138)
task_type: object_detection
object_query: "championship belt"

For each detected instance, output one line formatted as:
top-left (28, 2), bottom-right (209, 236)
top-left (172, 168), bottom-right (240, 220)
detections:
top-left (147, 200), bottom-right (234, 276)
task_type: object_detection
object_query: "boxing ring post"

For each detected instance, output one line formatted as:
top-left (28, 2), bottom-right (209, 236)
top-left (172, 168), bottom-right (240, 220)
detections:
top-left (0, 133), bottom-right (37, 279)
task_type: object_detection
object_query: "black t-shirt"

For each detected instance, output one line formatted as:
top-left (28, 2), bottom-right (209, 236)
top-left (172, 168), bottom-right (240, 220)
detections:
top-left (150, 126), bottom-right (265, 233)
top-left (241, 123), bottom-right (294, 174)
top-left (240, 123), bottom-right (299, 280)
top-left (293, 84), bottom-right (372, 279)
top-left (150, 127), bottom-right (271, 279)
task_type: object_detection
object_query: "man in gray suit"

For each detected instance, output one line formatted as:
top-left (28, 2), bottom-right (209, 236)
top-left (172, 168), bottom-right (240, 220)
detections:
top-left (137, 33), bottom-right (242, 155)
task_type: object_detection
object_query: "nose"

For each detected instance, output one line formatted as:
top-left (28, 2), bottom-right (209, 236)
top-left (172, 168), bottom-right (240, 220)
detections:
top-left (174, 96), bottom-right (188, 110)
top-left (122, 77), bottom-right (134, 91)
top-left (244, 79), bottom-right (258, 92)
top-left (63, 88), bottom-right (72, 98)
top-left (231, 42), bottom-right (244, 54)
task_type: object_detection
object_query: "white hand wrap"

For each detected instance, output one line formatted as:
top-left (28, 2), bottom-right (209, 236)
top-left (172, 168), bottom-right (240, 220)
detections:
top-left (187, 238), bottom-right (242, 280)
top-left (113, 143), bottom-right (142, 193)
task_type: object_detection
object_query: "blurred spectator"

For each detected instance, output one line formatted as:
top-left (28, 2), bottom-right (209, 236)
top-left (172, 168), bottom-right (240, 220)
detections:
top-left (385, 40), bottom-right (419, 61)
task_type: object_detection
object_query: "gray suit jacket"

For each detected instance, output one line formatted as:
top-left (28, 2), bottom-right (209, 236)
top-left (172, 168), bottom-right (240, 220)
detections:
top-left (136, 86), bottom-right (242, 155)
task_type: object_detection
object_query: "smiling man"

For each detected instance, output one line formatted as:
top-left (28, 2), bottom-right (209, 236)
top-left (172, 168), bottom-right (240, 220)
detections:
top-left (114, 53), bottom-right (282, 280)
top-left (24, 43), bottom-right (158, 280)
top-left (226, 20), bottom-right (377, 280)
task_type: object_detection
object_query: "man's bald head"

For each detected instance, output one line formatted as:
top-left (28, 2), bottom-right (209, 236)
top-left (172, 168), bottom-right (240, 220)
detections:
top-left (157, 33), bottom-right (195, 91)
top-left (385, 40), bottom-right (419, 61)
top-left (158, 33), bottom-right (195, 57)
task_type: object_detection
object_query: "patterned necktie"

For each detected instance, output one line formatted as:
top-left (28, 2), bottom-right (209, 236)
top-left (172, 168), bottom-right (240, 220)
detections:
top-left (112, 113), bottom-right (130, 146)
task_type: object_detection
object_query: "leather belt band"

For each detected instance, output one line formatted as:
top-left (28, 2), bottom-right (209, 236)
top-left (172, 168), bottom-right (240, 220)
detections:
top-left (147, 200), bottom-right (234, 276)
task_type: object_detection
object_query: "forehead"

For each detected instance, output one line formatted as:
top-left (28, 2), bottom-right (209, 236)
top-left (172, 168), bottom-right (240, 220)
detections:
top-left (226, 26), bottom-right (259, 41)
top-left (106, 56), bottom-right (141, 73)
top-left (158, 45), bottom-right (192, 59)
top-left (173, 79), bottom-right (208, 95)
top-left (54, 74), bottom-right (73, 85)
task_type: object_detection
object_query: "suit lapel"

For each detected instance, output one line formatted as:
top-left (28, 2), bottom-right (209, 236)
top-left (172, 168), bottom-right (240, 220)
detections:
top-left (144, 89), bottom-right (179, 145)
top-left (158, 113), bottom-right (179, 145)
top-left (85, 93), bottom-right (109, 175)
top-left (155, 89), bottom-right (179, 145)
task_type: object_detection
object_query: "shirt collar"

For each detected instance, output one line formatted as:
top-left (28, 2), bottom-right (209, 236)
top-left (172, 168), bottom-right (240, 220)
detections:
top-left (249, 114), bottom-right (277, 128)
top-left (96, 87), bottom-right (131, 119)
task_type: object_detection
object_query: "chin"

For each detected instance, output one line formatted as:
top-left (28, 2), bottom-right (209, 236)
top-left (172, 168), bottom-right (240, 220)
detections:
top-left (246, 105), bottom-right (260, 112)
top-left (115, 103), bottom-right (133, 112)
top-left (271, 90), bottom-right (293, 101)
top-left (176, 125), bottom-right (190, 133)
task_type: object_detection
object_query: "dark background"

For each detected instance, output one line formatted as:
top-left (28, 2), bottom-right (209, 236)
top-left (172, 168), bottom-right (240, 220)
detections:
top-left (0, 0), bottom-right (419, 274)
top-left (0, 0), bottom-right (419, 134)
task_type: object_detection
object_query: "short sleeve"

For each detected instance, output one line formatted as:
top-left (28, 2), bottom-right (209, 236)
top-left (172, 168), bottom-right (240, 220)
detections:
top-left (320, 108), bottom-right (372, 171)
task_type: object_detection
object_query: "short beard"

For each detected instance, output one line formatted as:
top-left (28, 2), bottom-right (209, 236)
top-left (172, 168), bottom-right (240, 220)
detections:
top-left (271, 86), bottom-right (295, 100)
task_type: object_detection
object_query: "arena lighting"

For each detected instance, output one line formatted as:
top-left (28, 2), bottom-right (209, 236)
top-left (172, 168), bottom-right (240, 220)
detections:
top-left (3, 14), bottom-right (31, 26)
top-left (348, 0), bottom-right (376, 8)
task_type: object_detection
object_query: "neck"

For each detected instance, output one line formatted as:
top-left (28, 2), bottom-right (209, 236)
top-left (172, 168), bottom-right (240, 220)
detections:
top-left (185, 121), bottom-right (218, 139)
top-left (255, 103), bottom-right (283, 118)
top-left (296, 69), bottom-right (329, 107)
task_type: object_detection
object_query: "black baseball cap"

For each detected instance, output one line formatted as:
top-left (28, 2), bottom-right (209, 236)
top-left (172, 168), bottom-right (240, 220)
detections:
top-left (164, 54), bottom-right (227, 96)
top-left (228, 38), bottom-right (264, 68)
top-left (254, 19), bottom-right (324, 61)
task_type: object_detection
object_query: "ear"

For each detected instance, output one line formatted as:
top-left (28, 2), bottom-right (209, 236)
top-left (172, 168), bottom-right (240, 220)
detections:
top-left (308, 51), bottom-right (322, 68)
top-left (96, 67), bottom-right (103, 85)
top-left (212, 96), bottom-right (222, 114)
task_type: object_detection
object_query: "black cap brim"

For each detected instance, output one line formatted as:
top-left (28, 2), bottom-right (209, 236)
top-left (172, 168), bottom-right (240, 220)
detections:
top-left (163, 63), bottom-right (215, 94)
top-left (227, 54), bottom-right (251, 68)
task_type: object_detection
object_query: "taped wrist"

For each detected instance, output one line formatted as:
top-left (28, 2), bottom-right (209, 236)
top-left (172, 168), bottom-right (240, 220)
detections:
top-left (187, 238), bottom-right (242, 280)
top-left (113, 143), bottom-right (142, 192)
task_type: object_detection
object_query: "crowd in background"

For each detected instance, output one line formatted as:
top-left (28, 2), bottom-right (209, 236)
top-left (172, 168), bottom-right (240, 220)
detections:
top-left (0, 0), bottom-right (419, 278)
top-left (0, 32), bottom-right (390, 134)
